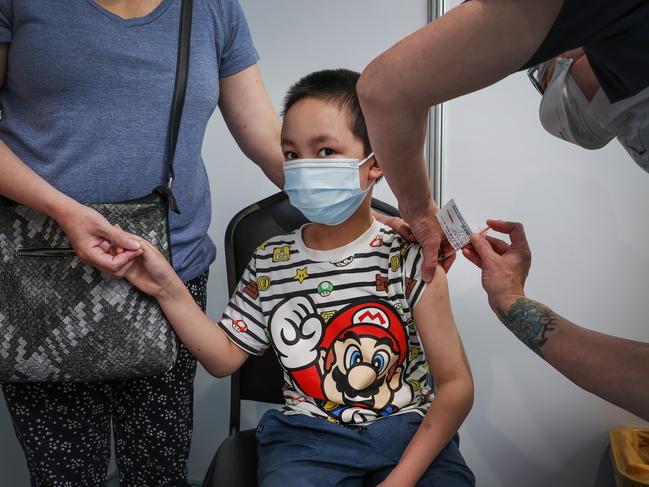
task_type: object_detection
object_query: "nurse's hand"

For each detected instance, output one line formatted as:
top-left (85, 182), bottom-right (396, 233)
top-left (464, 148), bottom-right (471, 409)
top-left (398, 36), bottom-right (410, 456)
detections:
top-left (56, 202), bottom-right (143, 278)
top-left (373, 213), bottom-right (416, 242)
top-left (374, 204), bottom-right (455, 277)
top-left (405, 200), bottom-right (455, 280)
top-left (462, 220), bottom-right (531, 312)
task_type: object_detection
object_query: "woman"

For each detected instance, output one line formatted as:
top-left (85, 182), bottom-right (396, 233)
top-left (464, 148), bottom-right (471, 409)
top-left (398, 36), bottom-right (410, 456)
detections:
top-left (0, 1), bottom-right (283, 485)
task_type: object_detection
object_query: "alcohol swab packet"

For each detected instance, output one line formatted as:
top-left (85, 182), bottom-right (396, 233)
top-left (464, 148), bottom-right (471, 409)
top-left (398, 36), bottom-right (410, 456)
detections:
top-left (435, 199), bottom-right (488, 261)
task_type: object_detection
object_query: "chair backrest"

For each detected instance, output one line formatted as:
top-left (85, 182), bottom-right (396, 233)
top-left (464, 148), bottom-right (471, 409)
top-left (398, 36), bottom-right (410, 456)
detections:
top-left (224, 191), bottom-right (399, 434)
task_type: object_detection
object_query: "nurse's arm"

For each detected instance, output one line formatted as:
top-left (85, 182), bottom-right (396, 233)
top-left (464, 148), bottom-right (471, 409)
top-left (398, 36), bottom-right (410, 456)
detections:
top-left (381, 270), bottom-right (474, 487)
top-left (218, 64), bottom-right (285, 188)
top-left (493, 295), bottom-right (649, 421)
top-left (356, 0), bottom-right (563, 282)
top-left (465, 220), bottom-right (649, 421)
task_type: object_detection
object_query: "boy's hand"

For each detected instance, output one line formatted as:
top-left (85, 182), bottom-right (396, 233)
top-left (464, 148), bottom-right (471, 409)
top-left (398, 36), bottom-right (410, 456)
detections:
top-left (112, 237), bottom-right (181, 301)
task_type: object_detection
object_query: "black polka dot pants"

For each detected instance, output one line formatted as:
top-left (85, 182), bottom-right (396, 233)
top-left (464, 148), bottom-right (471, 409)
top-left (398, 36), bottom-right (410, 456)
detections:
top-left (2, 272), bottom-right (209, 487)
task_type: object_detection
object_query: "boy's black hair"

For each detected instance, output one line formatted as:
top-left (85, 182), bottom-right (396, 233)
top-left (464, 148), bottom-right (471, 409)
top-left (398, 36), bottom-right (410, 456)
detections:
top-left (282, 69), bottom-right (372, 156)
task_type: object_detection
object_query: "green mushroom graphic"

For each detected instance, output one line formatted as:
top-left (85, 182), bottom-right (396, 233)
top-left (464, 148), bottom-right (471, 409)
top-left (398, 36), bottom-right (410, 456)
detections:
top-left (317, 281), bottom-right (334, 297)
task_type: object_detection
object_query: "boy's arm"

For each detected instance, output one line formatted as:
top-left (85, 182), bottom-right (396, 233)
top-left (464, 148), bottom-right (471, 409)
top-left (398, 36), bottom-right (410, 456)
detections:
top-left (124, 240), bottom-right (251, 378)
top-left (158, 279), bottom-right (250, 378)
top-left (383, 270), bottom-right (474, 487)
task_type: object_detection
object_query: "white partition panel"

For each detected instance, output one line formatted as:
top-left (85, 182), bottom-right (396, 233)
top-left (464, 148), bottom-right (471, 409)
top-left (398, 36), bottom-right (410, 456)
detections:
top-left (442, 2), bottom-right (649, 485)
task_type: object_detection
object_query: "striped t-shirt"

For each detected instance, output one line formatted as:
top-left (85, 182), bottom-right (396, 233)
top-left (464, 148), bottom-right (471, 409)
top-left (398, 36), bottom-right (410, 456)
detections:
top-left (219, 219), bottom-right (434, 425)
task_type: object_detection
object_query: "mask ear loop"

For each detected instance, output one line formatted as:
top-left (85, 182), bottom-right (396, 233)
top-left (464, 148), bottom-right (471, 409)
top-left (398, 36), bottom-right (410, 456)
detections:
top-left (359, 152), bottom-right (375, 166)
top-left (359, 152), bottom-right (377, 192)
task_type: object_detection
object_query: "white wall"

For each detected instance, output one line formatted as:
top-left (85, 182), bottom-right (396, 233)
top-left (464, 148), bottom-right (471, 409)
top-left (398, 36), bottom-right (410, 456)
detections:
top-left (444, 77), bottom-right (649, 486)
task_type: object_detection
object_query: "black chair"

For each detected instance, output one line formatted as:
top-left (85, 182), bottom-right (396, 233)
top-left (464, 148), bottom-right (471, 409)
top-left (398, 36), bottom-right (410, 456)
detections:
top-left (202, 191), bottom-right (399, 487)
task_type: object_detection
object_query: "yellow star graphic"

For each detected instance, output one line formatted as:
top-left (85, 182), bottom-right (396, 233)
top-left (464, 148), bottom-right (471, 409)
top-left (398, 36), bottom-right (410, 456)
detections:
top-left (294, 267), bottom-right (309, 284)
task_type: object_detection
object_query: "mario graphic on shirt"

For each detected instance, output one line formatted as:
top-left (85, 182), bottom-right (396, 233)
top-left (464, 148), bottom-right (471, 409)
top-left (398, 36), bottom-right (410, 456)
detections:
top-left (269, 296), bottom-right (412, 423)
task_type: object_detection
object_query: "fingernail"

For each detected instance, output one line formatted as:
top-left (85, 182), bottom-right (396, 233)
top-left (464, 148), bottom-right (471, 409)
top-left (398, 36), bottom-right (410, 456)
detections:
top-left (127, 239), bottom-right (141, 249)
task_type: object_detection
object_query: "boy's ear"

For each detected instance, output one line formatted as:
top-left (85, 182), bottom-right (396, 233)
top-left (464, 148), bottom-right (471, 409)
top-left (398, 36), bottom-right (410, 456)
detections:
top-left (368, 154), bottom-right (383, 183)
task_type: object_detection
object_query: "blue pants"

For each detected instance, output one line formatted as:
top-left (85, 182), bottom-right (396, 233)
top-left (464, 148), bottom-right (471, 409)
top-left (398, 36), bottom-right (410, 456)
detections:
top-left (256, 409), bottom-right (475, 487)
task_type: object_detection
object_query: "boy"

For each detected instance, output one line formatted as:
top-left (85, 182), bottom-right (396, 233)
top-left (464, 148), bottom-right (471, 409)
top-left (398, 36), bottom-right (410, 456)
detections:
top-left (124, 69), bottom-right (475, 486)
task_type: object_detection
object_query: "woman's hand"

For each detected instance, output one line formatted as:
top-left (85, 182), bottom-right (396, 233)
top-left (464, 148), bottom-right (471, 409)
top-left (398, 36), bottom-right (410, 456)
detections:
top-left (119, 239), bottom-right (182, 300)
top-left (56, 202), bottom-right (144, 278)
top-left (373, 207), bottom-right (456, 276)
top-left (462, 219), bottom-right (531, 312)
top-left (373, 212), bottom-right (416, 242)
top-left (404, 200), bottom-right (456, 278)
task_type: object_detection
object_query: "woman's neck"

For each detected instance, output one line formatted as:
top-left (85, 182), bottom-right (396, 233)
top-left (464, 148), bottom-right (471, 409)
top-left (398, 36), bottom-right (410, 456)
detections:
top-left (94, 0), bottom-right (162, 19)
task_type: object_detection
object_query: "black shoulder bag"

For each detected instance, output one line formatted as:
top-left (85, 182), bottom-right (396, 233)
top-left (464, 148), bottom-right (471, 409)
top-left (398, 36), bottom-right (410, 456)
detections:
top-left (0, 0), bottom-right (193, 382)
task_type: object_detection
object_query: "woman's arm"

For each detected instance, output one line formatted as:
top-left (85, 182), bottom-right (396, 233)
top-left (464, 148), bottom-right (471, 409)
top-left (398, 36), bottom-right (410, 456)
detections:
top-left (124, 240), bottom-right (250, 377)
top-left (0, 44), bottom-right (143, 276)
top-left (219, 64), bottom-right (285, 188)
top-left (382, 270), bottom-right (474, 487)
top-left (357, 0), bottom-right (564, 282)
top-left (466, 220), bottom-right (649, 421)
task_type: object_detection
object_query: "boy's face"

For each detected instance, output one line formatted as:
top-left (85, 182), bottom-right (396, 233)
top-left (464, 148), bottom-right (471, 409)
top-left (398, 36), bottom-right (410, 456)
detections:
top-left (281, 97), bottom-right (379, 190)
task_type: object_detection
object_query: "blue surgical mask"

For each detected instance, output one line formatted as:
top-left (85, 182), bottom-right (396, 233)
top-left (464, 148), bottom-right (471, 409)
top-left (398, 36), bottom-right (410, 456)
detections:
top-left (283, 153), bottom-right (375, 226)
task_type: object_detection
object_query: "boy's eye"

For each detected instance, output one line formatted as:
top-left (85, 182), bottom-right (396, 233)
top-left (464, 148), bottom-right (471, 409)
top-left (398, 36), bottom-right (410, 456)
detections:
top-left (317, 148), bottom-right (335, 157)
top-left (284, 151), bottom-right (298, 160)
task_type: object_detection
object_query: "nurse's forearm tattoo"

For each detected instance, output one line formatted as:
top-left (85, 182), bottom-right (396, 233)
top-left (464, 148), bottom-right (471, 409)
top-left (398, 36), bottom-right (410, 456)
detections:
top-left (497, 298), bottom-right (557, 358)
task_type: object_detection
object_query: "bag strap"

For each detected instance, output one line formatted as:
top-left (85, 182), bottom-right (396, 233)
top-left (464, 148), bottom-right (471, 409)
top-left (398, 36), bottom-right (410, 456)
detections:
top-left (165, 0), bottom-right (193, 214)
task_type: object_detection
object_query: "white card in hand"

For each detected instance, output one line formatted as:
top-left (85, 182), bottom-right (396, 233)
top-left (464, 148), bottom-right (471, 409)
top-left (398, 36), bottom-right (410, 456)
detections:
top-left (435, 199), bottom-right (474, 251)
